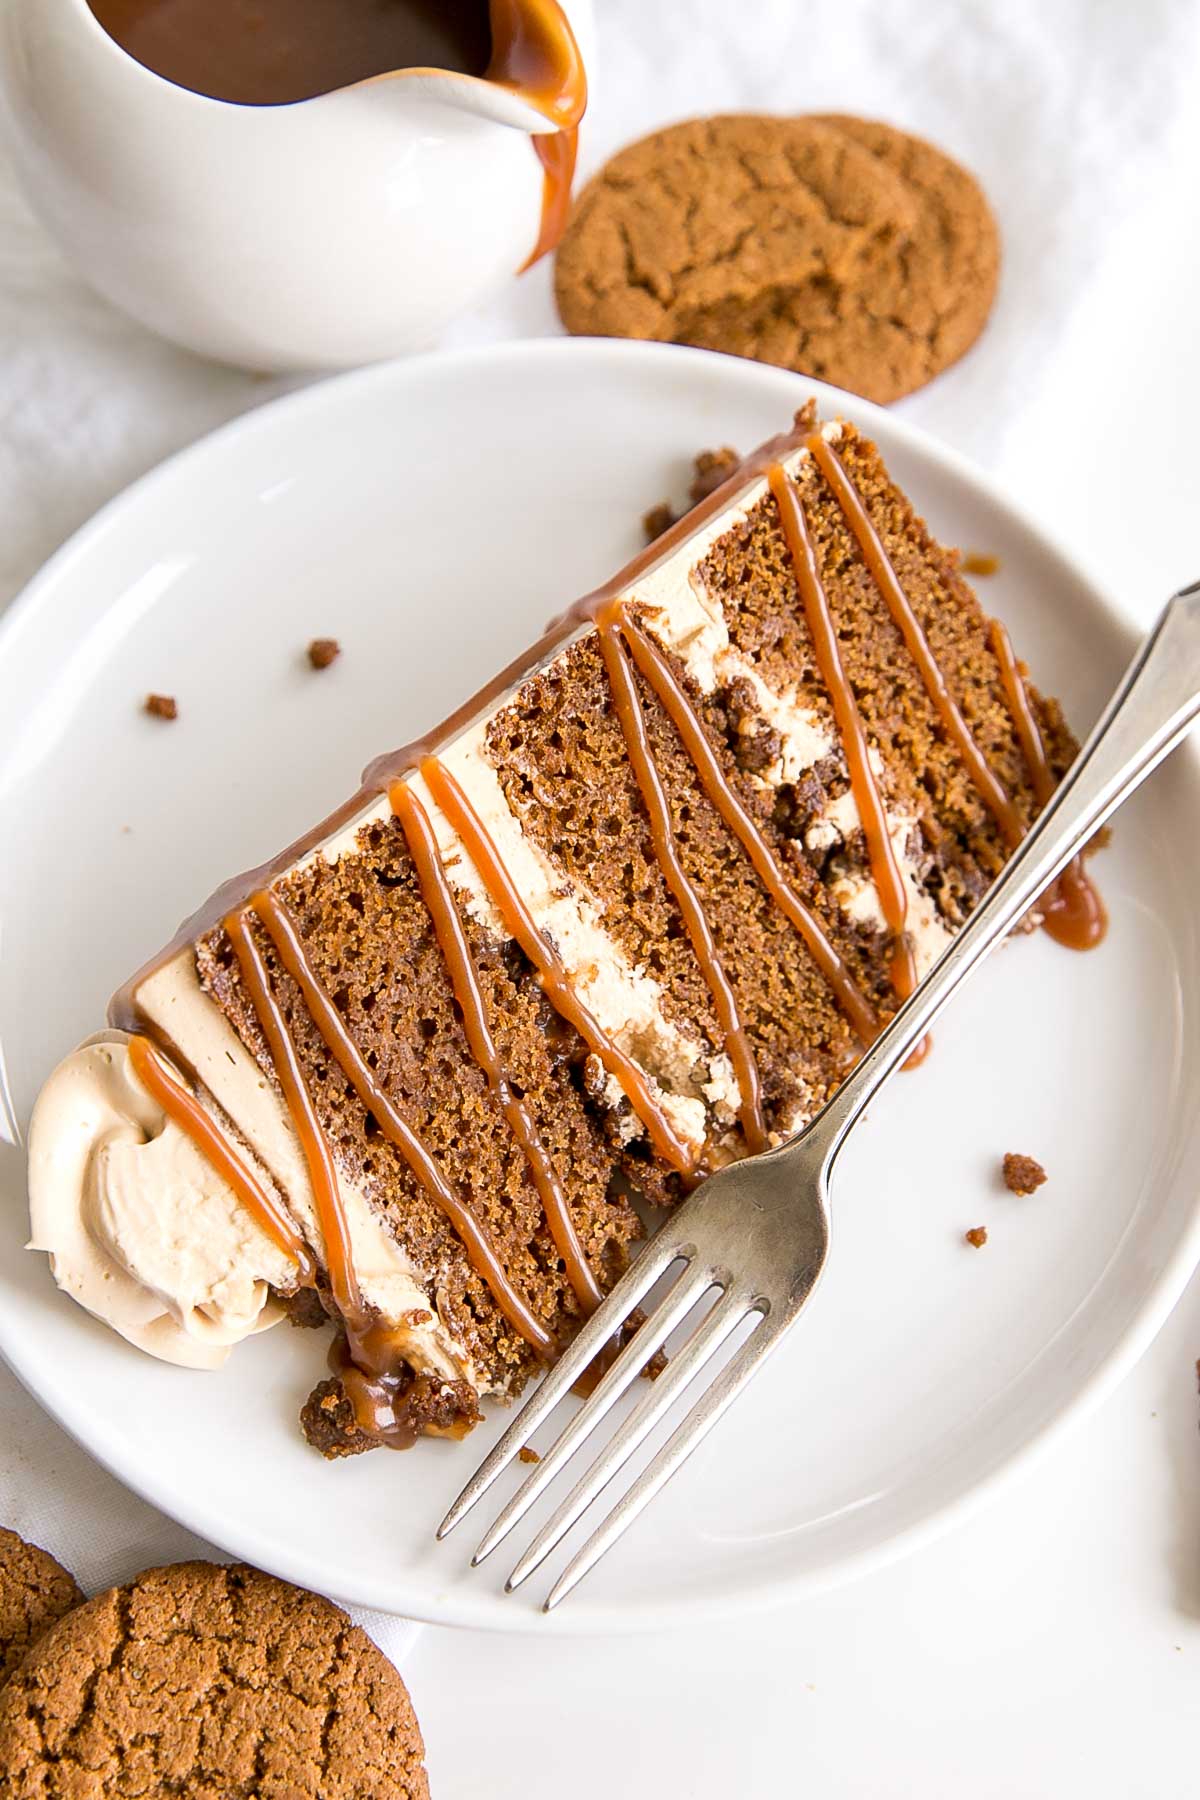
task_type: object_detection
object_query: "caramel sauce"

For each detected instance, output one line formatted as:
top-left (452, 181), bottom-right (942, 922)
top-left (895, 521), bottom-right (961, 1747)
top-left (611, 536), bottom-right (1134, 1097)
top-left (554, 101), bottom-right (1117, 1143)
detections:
top-left (486, 0), bottom-right (581, 122)
top-left (808, 433), bottom-right (1104, 955)
top-left (87, 0), bottom-right (495, 106)
top-left (767, 464), bottom-right (924, 1034)
top-left (421, 754), bottom-right (698, 1174)
top-left (249, 887), bottom-right (555, 1356)
top-left (482, 0), bottom-right (587, 270)
top-left (594, 604), bottom-right (768, 1154)
top-left (127, 1032), bottom-right (312, 1276)
top-left (224, 905), bottom-right (360, 1315)
top-left (808, 436), bottom-right (1024, 852)
top-left (987, 620), bottom-right (1107, 951)
top-left (86, 0), bottom-right (585, 265)
top-left (330, 1329), bottom-right (476, 1450)
top-left (616, 609), bottom-right (881, 1048)
top-left (522, 126), bottom-right (580, 272)
top-left (390, 779), bottom-right (602, 1314)
top-left (330, 1332), bottom-right (424, 1450)
top-left (963, 553), bottom-right (1001, 577)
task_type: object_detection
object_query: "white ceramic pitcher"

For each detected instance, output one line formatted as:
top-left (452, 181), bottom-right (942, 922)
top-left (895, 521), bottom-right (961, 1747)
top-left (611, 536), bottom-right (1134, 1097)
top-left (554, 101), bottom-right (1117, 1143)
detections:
top-left (0, 0), bottom-right (593, 370)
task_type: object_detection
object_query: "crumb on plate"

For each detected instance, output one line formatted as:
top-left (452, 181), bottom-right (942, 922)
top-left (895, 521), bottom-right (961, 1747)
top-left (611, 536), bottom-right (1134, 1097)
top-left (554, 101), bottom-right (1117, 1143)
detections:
top-left (1003, 1152), bottom-right (1047, 1196)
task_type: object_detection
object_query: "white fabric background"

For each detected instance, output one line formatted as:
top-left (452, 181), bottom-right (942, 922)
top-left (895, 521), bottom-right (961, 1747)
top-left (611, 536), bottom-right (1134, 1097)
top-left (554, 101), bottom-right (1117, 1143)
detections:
top-left (2, 1), bottom-right (1200, 1790)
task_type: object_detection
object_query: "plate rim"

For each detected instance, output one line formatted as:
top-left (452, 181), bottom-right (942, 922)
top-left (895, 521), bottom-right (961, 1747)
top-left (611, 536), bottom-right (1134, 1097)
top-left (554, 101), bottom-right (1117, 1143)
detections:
top-left (1, 336), bottom-right (1197, 1636)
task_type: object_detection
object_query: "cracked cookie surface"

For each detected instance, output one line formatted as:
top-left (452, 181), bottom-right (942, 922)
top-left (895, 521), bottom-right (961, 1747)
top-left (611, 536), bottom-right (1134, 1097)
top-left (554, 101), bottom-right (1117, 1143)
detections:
top-left (555, 113), bottom-right (998, 404)
top-left (806, 115), bottom-right (1000, 401)
top-left (0, 1560), bottom-right (429, 1798)
top-left (0, 1528), bottom-right (83, 1690)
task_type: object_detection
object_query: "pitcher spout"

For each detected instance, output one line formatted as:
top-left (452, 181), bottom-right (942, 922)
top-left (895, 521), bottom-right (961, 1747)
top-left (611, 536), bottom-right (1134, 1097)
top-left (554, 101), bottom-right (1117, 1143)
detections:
top-left (362, 0), bottom-right (587, 140)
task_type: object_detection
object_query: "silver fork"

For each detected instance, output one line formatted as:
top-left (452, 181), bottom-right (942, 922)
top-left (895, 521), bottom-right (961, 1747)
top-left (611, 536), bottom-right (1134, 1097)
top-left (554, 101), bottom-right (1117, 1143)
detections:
top-left (439, 579), bottom-right (1200, 1611)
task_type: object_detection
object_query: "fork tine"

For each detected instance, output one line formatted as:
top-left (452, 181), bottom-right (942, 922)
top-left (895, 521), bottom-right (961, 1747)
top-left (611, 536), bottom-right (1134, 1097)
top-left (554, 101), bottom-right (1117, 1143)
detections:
top-left (437, 1228), bottom-right (693, 1540)
top-left (542, 1307), bottom-right (779, 1612)
top-left (505, 1285), bottom-right (755, 1594)
top-left (472, 1260), bottom-right (721, 1566)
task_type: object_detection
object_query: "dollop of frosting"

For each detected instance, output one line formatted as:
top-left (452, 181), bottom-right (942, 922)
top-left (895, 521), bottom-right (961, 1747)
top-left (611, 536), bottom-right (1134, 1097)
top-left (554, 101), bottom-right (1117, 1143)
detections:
top-left (27, 1031), bottom-right (298, 1370)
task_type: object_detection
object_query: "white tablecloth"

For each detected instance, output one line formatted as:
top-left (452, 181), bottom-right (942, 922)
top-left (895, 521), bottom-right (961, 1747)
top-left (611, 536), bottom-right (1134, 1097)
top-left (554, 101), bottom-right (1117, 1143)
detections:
top-left (3, 2), bottom-right (1200, 1792)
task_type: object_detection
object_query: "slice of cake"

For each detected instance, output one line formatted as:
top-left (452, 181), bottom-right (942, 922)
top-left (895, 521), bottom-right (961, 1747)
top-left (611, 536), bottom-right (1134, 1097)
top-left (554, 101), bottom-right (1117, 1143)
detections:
top-left (27, 405), bottom-right (1103, 1457)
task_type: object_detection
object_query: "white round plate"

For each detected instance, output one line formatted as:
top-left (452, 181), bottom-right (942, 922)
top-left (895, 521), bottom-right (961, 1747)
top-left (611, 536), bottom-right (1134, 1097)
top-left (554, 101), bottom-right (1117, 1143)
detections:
top-left (0, 340), bottom-right (1197, 1635)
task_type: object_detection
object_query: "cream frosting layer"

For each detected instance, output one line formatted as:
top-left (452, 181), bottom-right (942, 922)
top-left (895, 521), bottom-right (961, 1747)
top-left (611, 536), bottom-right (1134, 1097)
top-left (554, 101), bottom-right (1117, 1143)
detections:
top-left (135, 955), bottom-right (477, 1387)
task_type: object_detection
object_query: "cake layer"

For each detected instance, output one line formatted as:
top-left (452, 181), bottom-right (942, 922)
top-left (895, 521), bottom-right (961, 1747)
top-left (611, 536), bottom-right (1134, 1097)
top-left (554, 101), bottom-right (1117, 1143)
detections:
top-left (28, 404), bottom-right (1102, 1459)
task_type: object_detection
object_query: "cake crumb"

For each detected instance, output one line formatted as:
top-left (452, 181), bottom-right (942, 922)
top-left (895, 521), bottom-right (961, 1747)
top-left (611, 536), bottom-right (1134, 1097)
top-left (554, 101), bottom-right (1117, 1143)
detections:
top-left (642, 502), bottom-right (676, 543)
top-left (308, 637), bottom-right (340, 670)
top-left (144, 693), bottom-right (177, 720)
top-left (688, 446), bottom-right (740, 503)
top-left (643, 446), bottom-right (741, 542)
top-left (1003, 1152), bottom-right (1047, 1196)
top-left (964, 1226), bottom-right (988, 1248)
top-left (518, 1446), bottom-right (541, 1464)
top-left (963, 552), bottom-right (1001, 576)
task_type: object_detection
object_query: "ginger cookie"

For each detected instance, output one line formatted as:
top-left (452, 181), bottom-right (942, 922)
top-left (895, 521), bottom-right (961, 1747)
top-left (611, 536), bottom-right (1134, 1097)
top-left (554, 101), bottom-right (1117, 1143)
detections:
top-left (0, 1561), bottom-right (429, 1798)
top-left (555, 115), bottom-right (916, 347)
top-left (0, 1528), bottom-right (83, 1689)
top-left (555, 114), bottom-right (999, 404)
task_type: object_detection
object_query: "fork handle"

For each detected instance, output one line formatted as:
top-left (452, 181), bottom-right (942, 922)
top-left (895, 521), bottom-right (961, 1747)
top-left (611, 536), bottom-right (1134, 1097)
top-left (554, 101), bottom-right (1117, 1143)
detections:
top-left (808, 579), bottom-right (1200, 1167)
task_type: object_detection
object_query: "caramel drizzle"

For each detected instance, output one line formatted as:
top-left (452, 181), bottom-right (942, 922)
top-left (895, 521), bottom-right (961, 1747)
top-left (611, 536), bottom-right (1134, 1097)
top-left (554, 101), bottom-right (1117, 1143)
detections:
top-left (390, 779), bottom-right (603, 1314)
top-left (807, 434), bottom-right (1024, 852)
top-left (987, 619), bottom-right (1107, 950)
top-left (487, 0), bottom-right (587, 271)
top-left (767, 462), bottom-right (924, 1046)
top-left (127, 1032), bottom-right (312, 1276)
top-left (522, 127), bottom-right (579, 272)
top-left (594, 604), bottom-right (768, 1154)
top-left (776, 439), bottom-right (1108, 986)
top-left (248, 886), bottom-right (555, 1357)
top-left (615, 609), bottom-right (881, 1048)
top-left (420, 754), bottom-right (697, 1174)
top-left (224, 905), bottom-right (360, 1317)
top-left (808, 432), bottom-right (1104, 953)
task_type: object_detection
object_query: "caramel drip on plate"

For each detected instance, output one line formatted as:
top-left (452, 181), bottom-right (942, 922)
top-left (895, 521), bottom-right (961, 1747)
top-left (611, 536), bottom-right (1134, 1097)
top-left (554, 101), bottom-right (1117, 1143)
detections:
top-left (594, 604), bottom-right (767, 1153)
top-left (767, 462), bottom-right (926, 1058)
top-left (224, 905), bottom-right (360, 1317)
top-left (390, 780), bottom-right (603, 1314)
top-left (250, 887), bottom-right (555, 1357)
top-left (616, 609), bottom-right (881, 1049)
top-left (987, 619), bottom-right (1107, 951)
top-left (807, 434), bottom-right (1024, 852)
top-left (127, 1033), bottom-right (312, 1276)
top-left (420, 754), bottom-right (697, 1174)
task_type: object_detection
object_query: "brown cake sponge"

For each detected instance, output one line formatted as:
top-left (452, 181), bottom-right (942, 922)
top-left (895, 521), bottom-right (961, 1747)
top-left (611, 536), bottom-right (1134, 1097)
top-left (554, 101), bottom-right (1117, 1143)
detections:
top-left (555, 113), bottom-right (999, 404)
top-left (0, 1560), bottom-right (429, 1798)
top-left (0, 1527), bottom-right (83, 1688)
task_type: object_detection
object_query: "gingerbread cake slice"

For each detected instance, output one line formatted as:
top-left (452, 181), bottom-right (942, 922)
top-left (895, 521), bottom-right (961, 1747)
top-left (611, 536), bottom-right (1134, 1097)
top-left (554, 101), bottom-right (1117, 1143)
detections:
top-left (27, 405), bottom-right (1103, 1457)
